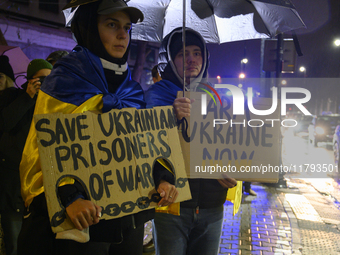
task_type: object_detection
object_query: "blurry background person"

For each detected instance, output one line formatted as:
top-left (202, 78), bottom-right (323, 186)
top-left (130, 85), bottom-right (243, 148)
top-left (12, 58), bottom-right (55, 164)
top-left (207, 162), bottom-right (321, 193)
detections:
top-left (0, 59), bottom-right (52, 255)
top-left (0, 54), bottom-right (15, 255)
top-left (0, 55), bottom-right (15, 93)
top-left (243, 182), bottom-right (257, 196)
top-left (46, 50), bottom-right (69, 66)
top-left (151, 64), bottom-right (161, 84)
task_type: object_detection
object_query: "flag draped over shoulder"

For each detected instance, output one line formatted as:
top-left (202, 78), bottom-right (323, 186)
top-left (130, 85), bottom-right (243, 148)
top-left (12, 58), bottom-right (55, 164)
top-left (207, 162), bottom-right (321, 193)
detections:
top-left (145, 79), bottom-right (181, 108)
top-left (42, 46), bottom-right (145, 112)
top-left (20, 46), bottom-right (146, 207)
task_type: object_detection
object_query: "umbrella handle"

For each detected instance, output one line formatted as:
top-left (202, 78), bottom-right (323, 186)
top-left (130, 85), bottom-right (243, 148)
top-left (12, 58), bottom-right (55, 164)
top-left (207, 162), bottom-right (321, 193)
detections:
top-left (182, 0), bottom-right (186, 96)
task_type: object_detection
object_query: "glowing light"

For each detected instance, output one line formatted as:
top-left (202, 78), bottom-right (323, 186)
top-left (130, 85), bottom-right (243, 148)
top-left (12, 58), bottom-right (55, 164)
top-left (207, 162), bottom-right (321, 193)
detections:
top-left (241, 58), bottom-right (248, 64)
top-left (281, 80), bottom-right (287, 85)
top-left (217, 75), bottom-right (221, 79)
top-left (299, 66), bottom-right (306, 72)
top-left (239, 73), bottom-right (245, 79)
top-left (334, 39), bottom-right (340, 47)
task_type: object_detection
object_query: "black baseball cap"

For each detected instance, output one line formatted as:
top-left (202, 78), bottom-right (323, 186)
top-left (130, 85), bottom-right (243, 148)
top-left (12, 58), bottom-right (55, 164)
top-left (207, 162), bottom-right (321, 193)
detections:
top-left (97, 0), bottom-right (143, 23)
top-left (63, 0), bottom-right (143, 23)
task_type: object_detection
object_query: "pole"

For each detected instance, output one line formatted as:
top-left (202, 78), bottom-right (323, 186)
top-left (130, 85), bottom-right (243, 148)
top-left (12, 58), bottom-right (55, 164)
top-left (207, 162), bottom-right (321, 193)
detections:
top-left (276, 33), bottom-right (287, 188)
top-left (182, 0), bottom-right (186, 96)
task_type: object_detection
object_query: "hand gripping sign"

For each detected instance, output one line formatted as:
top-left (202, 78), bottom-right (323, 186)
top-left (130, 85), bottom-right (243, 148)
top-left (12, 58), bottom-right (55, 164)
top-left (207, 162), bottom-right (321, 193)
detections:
top-left (34, 106), bottom-right (191, 234)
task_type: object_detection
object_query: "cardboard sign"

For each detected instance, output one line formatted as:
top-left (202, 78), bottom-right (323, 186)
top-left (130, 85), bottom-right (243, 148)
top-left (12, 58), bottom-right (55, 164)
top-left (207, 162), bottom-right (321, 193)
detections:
top-left (34, 106), bottom-right (191, 233)
top-left (178, 91), bottom-right (280, 182)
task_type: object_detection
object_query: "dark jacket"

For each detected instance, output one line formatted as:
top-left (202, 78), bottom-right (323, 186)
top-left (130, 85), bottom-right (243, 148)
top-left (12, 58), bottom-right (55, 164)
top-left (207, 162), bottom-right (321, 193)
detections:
top-left (22, 46), bottom-right (153, 242)
top-left (145, 27), bottom-right (228, 209)
top-left (0, 85), bottom-right (34, 212)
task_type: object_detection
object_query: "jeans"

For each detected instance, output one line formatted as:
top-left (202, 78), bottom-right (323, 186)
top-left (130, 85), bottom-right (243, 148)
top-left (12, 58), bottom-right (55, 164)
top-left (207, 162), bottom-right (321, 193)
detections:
top-left (153, 206), bottom-right (223, 255)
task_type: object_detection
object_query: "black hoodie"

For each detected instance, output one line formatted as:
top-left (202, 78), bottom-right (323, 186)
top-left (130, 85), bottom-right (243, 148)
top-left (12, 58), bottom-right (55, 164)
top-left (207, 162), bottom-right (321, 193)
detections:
top-left (146, 27), bottom-right (228, 209)
top-left (158, 27), bottom-right (209, 91)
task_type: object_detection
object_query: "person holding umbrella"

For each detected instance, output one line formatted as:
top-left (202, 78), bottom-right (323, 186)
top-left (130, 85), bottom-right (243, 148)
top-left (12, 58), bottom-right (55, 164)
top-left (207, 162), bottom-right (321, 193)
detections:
top-left (145, 27), bottom-right (237, 255)
top-left (18, 0), bottom-right (177, 254)
top-left (0, 58), bottom-right (53, 255)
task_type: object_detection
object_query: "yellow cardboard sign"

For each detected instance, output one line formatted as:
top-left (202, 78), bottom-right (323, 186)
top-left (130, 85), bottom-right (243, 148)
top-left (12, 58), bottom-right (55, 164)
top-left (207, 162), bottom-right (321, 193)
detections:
top-left (34, 106), bottom-right (191, 233)
top-left (178, 91), bottom-right (280, 182)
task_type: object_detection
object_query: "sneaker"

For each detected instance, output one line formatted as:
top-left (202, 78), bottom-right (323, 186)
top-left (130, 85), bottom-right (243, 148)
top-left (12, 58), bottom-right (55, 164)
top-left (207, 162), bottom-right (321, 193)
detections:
top-left (245, 188), bottom-right (257, 196)
top-left (143, 240), bottom-right (155, 253)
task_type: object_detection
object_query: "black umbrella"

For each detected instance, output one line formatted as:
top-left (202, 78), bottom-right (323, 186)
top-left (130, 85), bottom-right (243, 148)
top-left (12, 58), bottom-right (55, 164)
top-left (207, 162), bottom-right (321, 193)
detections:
top-left (128, 0), bottom-right (305, 43)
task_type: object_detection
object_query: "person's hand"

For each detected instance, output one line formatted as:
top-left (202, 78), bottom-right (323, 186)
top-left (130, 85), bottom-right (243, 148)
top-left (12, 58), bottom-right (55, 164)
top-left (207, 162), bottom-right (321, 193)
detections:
top-left (66, 198), bottom-right (102, 230)
top-left (26, 77), bottom-right (41, 98)
top-left (217, 174), bottom-right (237, 189)
top-left (173, 97), bottom-right (195, 120)
top-left (157, 180), bottom-right (178, 207)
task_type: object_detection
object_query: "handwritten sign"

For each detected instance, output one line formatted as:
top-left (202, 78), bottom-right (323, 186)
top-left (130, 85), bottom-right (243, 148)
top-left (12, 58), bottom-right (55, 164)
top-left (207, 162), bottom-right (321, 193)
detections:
top-left (178, 91), bottom-right (280, 182)
top-left (34, 106), bottom-right (191, 233)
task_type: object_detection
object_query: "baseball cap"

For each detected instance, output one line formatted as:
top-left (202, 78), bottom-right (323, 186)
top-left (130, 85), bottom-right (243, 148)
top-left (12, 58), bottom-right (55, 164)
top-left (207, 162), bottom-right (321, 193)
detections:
top-left (63, 0), bottom-right (143, 24)
top-left (97, 0), bottom-right (143, 23)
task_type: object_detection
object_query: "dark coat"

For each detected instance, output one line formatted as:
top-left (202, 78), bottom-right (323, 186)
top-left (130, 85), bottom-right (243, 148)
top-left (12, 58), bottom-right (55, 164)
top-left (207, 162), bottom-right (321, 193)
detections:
top-left (145, 27), bottom-right (228, 209)
top-left (0, 85), bottom-right (34, 212)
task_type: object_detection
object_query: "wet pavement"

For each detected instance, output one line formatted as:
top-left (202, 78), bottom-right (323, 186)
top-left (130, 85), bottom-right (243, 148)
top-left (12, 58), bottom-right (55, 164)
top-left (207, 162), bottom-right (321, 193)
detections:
top-left (143, 177), bottom-right (340, 255)
top-left (219, 179), bottom-right (340, 255)
top-left (0, 179), bottom-right (338, 255)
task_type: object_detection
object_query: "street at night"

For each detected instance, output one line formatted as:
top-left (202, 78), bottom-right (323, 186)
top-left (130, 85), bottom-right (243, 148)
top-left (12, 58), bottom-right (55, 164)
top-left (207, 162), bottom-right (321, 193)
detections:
top-left (1, 0), bottom-right (340, 255)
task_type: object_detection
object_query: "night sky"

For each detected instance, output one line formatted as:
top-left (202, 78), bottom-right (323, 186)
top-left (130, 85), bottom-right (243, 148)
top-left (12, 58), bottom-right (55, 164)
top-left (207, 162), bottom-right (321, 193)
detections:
top-left (207, 0), bottom-right (340, 79)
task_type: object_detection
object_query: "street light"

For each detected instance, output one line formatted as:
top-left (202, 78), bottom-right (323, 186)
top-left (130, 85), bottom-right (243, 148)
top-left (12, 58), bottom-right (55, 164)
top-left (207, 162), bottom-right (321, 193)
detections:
top-left (239, 73), bottom-right (245, 79)
top-left (216, 75), bottom-right (221, 83)
top-left (299, 66), bottom-right (307, 78)
top-left (240, 58), bottom-right (248, 78)
top-left (334, 39), bottom-right (340, 47)
top-left (241, 58), bottom-right (248, 64)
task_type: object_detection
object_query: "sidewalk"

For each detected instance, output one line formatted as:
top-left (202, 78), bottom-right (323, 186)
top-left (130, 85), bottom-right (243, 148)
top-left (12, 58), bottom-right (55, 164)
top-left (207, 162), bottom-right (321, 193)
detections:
top-left (143, 180), bottom-right (340, 255)
top-left (221, 184), bottom-right (296, 255)
top-left (220, 180), bottom-right (340, 255)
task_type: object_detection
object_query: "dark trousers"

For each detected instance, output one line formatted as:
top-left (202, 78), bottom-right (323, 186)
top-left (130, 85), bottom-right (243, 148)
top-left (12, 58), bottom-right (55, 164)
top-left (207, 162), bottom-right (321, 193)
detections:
top-left (243, 181), bottom-right (251, 190)
top-left (17, 193), bottom-right (145, 255)
top-left (109, 223), bottom-right (144, 254)
top-left (1, 211), bottom-right (22, 255)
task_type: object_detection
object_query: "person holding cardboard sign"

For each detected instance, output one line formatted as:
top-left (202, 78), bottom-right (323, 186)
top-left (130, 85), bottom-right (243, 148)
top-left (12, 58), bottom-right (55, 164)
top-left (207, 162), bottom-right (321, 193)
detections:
top-left (18, 1), bottom-right (177, 254)
top-left (145, 27), bottom-right (238, 255)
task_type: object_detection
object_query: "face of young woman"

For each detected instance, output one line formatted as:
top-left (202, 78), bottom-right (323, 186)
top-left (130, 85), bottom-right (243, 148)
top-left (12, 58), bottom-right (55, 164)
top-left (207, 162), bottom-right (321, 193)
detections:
top-left (98, 11), bottom-right (132, 59)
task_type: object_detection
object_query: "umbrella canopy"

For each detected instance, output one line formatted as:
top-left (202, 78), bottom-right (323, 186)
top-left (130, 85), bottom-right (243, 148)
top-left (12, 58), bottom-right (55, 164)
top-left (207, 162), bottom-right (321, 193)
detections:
top-left (0, 46), bottom-right (30, 76)
top-left (128, 0), bottom-right (306, 44)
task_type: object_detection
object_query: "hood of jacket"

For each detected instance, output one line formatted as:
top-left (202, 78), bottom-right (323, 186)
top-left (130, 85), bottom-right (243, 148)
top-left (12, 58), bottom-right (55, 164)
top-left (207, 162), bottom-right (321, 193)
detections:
top-left (158, 27), bottom-right (209, 91)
